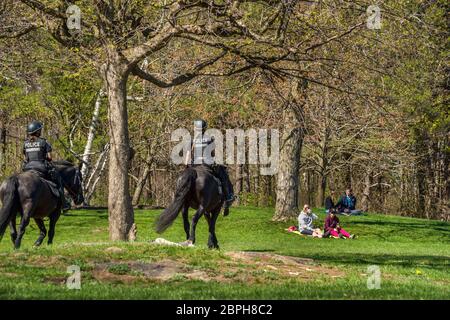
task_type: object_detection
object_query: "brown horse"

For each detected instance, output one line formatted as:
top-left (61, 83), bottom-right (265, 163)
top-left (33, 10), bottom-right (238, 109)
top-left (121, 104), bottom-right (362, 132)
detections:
top-left (0, 161), bottom-right (84, 249)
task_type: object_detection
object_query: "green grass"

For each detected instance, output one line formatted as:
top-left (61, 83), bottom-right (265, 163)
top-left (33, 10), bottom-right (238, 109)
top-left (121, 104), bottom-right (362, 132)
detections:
top-left (0, 207), bottom-right (449, 299)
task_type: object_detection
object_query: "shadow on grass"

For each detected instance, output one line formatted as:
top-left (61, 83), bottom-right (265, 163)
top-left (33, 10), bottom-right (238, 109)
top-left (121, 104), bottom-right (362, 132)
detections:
top-left (306, 253), bottom-right (450, 270)
top-left (63, 212), bottom-right (108, 218)
top-left (348, 220), bottom-right (450, 234)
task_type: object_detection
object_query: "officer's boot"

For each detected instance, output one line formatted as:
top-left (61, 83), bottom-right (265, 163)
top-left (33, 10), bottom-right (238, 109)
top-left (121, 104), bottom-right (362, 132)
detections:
top-left (218, 166), bottom-right (235, 216)
top-left (58, 178), bottom-right (71, 212)
top-left (52, 169), bottom-right (70, 212)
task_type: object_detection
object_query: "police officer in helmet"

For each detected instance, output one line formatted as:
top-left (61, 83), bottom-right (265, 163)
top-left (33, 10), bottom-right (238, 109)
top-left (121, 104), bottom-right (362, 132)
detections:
top-left (185, 120), bottom-right (235, 212)
top-left (23, 121), bottom-right (67, 209)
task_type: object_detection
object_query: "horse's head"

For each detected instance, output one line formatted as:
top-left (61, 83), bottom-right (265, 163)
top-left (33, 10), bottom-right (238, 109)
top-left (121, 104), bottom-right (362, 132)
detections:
top-left (54, 161), bottom-right (84, 206)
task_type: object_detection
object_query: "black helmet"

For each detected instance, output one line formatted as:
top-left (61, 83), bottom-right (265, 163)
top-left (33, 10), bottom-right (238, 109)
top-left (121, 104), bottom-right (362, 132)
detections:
top-left (194, 119), bottom-right (207, 131)
top-left (27, 121), bottom-right (43, 135)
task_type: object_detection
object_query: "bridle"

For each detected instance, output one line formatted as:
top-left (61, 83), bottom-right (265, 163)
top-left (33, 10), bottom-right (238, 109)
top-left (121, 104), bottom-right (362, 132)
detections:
top-left (61, 168), bottom-right (83, 204)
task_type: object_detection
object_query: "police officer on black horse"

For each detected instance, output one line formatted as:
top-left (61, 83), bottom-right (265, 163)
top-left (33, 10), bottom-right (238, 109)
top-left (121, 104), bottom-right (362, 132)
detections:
top-left (0, 121), bottom-right (84, 249)
top-left (185, 119), bottom-right (235, 213)
top-left (155, 119), bottom-right (235, 248)
top-left (22, 121), bottom-right (68, 210)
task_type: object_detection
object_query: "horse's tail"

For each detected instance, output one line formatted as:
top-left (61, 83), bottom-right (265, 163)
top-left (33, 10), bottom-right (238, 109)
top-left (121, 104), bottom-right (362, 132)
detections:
top-left (0, 176), bottom-right (19, 241)
top-left (155, 168), bottom-right (196, 234)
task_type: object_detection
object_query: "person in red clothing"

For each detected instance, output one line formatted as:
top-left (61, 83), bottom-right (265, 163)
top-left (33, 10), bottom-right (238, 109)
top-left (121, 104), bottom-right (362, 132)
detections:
top-left (324, 209), bottom-right (356, 239)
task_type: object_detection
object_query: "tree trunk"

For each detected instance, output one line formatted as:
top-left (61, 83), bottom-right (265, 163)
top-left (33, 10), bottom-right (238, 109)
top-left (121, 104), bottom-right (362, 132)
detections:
top-left (0, 127), bottom-right (6, 175)
top-left (442, 136), bottom-right (450, 220)
top-left (343, 152), bottom-right (352, 189)
top-left (101, 55), bottom-right (134, 241)
top-left (81, 89), bottom-right (103, 182)
top-left (414, 130), bottom-right (428, 218)
top-left (84, 144), bottom-right (109, 205)
top-left (316, 175), bottom-right (326, 207)
top-left (132, 160), bottom-right (152, 206)
top-left (273, 79), bottom-right (307, 221)
top-left (316, 124), bottom-right (330, 207)
top-left (235, 164), bottom-right (243, 205)
top-left (361, 171), bottom-right (372, 212)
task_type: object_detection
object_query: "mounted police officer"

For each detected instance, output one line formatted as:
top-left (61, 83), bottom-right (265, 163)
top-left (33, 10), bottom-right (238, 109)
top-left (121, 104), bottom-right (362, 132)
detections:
top-left (185, 120), bottom-right (235, 213)
top-left (23, 121), bottom-right (67, 209)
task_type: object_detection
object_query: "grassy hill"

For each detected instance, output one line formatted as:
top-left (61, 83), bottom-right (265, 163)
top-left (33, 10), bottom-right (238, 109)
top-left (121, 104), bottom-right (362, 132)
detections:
top-left (0, 207), bottom-right (448, 299)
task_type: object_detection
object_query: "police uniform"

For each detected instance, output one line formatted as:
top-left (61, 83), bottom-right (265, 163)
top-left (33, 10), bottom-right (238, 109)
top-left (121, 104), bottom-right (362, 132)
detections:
top-left (23, 137), bottom-right (53, 174)
top-left (189, 120), bottom-right (235, 210)
top-left (190, 131), bottom-right (234, 208)
top-left (191, 134), bottom-right (215, 165)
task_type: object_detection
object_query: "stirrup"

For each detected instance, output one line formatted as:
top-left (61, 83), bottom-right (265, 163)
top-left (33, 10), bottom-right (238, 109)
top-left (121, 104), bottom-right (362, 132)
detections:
top-left (224, 194), bottom-right (236, 206)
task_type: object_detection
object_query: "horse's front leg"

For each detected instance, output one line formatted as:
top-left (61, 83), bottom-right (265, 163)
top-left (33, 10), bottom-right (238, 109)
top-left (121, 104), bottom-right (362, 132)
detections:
top-left (47, 209), bottom-right (61, 245)
top-left (205, 210), bottom-right (220, 249)
top-left (33, 218), bottom-right (47, 247)
top-left (188, 206), bottom-right (204, 245)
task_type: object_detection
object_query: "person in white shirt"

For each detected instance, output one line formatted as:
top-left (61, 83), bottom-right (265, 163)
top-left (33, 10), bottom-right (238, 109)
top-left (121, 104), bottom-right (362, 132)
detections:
top-left (298, 204), bottom-right (323, 238)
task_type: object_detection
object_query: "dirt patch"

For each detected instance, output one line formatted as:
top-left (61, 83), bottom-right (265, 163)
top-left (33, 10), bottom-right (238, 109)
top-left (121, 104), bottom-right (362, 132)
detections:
top-left (92, 260), bottom-right (209, 283)
top-left (2, 272), bottom-right (19, 278)
top-left (89, 252), bottom-right (345, 284)
top-left (224, 251), bottom-right (345, 280)
top-left (105, 246), bottom-right (124, 253)
top-left (27, 255), bottom-right (66, 267)
top-left (43, 276), bottom-right (67, 285)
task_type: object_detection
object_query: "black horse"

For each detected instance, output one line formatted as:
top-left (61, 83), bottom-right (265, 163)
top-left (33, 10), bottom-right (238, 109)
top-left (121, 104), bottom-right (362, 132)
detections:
top-left (155, 165), bottom-right (232, 249)
top-left (0, 161), bottom-right (84, 249)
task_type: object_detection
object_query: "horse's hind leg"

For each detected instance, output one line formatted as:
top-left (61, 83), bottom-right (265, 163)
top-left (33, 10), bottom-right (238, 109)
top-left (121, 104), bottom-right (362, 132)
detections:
top-left (9, 218), bottom-right (17, 244)
top-left (47, 209), bottom-right (61, 245)
top-left (182, 205), bottom-right (190, 240)
top-left (33, 218), bottom-right (47, 247)
top-left (188, 206), bottom-right (205, 245)
top-left (205, 210), bottom-right (220, 249)
top-left (14, 212), bottom-right (31, 249)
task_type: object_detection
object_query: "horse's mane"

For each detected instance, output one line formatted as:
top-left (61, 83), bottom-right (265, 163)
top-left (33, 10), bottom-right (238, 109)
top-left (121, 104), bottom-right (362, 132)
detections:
top-left (53, 160), bottom-right (75, 167)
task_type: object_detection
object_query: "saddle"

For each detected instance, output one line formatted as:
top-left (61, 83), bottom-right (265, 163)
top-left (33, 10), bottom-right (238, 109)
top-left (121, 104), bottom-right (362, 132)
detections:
top-left (26, 170), bottom-right (61, 199)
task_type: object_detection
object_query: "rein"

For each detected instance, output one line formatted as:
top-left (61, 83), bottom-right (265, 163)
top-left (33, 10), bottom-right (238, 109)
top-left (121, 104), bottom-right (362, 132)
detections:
top-left (60, 167), bottom-right (82, 200)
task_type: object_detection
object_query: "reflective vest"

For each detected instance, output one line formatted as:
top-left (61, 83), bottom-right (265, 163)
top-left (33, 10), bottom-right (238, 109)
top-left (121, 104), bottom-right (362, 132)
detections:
top-left (23, 138), bottom-right (52, 163)
top-left (192, 134), bottom-right (215, 165)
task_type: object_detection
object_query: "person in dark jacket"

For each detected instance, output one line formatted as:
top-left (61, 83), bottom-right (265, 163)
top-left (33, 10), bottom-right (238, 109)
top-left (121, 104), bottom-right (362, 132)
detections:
top-left (324, 190), bottom-right (336, 214)
top-left (336, 188), bottom-right (362, 215)
top-left (323, 210), bottom-right (356, 239)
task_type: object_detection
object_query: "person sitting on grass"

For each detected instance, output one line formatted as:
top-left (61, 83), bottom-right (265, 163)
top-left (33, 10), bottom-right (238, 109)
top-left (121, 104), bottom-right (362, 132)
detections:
top-left (325, 190), bottom-right (336, 214)
top-left (323, 209), bottom-right (356, 239)
top-left (336, 188), bottom-right (362, 215)
top-left (298, 204), bottom-right (323, 238)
